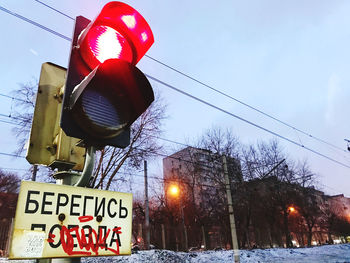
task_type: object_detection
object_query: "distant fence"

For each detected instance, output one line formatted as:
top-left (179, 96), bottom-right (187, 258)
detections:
top-left (0, 219), bottom-right (13, 257)
top-left (132, 222), bottom-right (231, 251)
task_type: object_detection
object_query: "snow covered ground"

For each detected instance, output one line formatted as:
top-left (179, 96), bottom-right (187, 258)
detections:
top-left (2, 244), bottom-right (350, 263)
top-left (83, 244), bottom-right (350, 263)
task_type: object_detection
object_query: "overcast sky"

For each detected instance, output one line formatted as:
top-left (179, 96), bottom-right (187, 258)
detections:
top-left (0, 0), bottom-right (350, 196)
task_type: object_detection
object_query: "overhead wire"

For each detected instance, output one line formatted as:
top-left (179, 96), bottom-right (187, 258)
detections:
top-left (27, 0), bottom-right (349, 155)
top-left (0, 152), bottom-right (25, 158)
top-left (0, 109), bottom-right (284, 180)
top-left (102, 170), bottom-right (350, 196)
top-left (144, 54), bottom-right (348, 154)
top-left (33, 0), bottom-right (74, 20)
top-left (0, 147), bottom-right (347, 195)
top-left (0, 119), bottom-right (17, 126)
top-left (0, 110), bottom-right (298, 176)
top-left (0, 93), bottom-right (31, 103)
top-left (0, 112), bottom-right (218, 170)
top-left (146, 75), bottom-right (350, 169)
top-left (0, 5), bottom-right (71, 41)
top-left (0, 3), bottom-right (349, 170)
top-left (0, 113), bottom-right (28, 121)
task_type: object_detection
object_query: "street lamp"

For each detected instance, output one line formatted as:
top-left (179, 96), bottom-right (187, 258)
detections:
top-left (167, 183), bottom-right (188, 251)
top-left (169, 184), bottom-right (180, 197)
top-left (288, 206), bottom-right (296, 214)
top-left (285, 205), bottom-right (298, 248)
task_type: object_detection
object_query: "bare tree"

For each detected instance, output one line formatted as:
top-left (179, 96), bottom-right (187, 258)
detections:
top-left (91, 93), bottom-right (167, 190)
top-left (11, 81), bottom-right (167, 187)
top-left (10, 81), bottom-right (36, 155)
top-left (0, 169), bottom-right (21, 193)
top-left (10, 81), bottom-right (57, 181)
top-left (292, 160), bottom-right (321, 247)
top-left (199, 126), bottom-right (241, 158)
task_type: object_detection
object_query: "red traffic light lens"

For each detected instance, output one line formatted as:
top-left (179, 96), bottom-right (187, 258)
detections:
top-left (78, 1), bottom-right (154, 69)
top-left (87, 26), bottom-right (133, 64)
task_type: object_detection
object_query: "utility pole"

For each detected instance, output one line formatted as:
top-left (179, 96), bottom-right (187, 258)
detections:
top-left (201, 225), bottom-right (207, 250)
top-left (180, 201), bottom-right (188, 251)
top-left (222, 155), bottom-right (240, 263)
top-left (144, 160), bottom-right (150, 250)
top-left (161, 224), bottom-right (166, 249)
top-left (31, 164), bottom-right (38, 181)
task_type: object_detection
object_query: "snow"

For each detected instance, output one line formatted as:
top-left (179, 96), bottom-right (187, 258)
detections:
top-left (83, 245), bottom-right (350, 263)
top-left (2, 244), bottom-right (350, 263)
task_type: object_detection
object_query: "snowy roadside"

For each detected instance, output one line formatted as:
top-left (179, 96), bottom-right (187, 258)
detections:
top-left (83, 244), bottom-right (350, 263)
top-left (2, 244), bottom-right (350, 263)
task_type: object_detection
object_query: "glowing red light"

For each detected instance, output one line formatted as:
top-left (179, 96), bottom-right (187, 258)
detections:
top-left (77, 2), bottom-right (154, 69)
top-left (87, 26), bottom-right (133, 64)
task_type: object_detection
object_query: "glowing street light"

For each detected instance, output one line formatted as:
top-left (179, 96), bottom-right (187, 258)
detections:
top-left (288, 206), bottom-right (296, 214)
top-left (169, 184), bottom-right (180, 197)
top-left (167, 182), bottom-right (188, 251)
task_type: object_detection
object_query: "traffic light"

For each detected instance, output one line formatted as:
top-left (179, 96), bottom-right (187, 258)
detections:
top-left (61, 2), bottom-right (154, 148)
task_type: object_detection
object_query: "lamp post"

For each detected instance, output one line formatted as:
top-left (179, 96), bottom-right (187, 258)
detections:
top-left (284, 205), bottom-right (297, 248)
top-left (168, 184), bottom-right (188, 251)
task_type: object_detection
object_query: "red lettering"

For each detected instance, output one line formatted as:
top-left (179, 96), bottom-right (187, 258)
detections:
top-left (78, 215), bottom-right (93, 223)
top-left (106, 227), bottom-right (122, 254)
top-left (47, 233), bottom-right (55, 243)
top-left (61, 226), bottom-right (91, 256)
top-left (54, 216), bottom-right (122, 256)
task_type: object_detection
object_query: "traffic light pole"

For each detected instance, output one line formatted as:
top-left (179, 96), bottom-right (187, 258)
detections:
top-left (47, 146), bottom-right (96, 263)
top-left (54, 146), bottom-right (96, 186)
top-left (75, 147), bottom-right (96, 187)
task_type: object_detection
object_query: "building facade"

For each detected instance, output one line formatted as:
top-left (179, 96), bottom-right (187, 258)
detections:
top-left (162, 146), bottom-right (242, 249)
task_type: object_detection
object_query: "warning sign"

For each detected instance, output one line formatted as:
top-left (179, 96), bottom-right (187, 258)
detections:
top-left (9, 181), bottom-right (133, 259)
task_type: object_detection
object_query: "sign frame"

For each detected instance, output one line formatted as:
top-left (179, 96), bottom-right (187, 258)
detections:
top-left (9, 181), bottom-right (133, 259)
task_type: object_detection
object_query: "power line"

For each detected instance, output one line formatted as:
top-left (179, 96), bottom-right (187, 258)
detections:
top-left (145, 55), bottom-right (348, 154)
top-left (0, 5), bottom-right (71, 41)
top-left (146, 74), bottom-right (350, 169)
top-left (0, 119), bottom-right (17, 126)
top-left (1, 4), bottom-right (349, 169)
top-left (30, 0), bottom-right (349, 155)
top-left (0, 111), bottom-right (271, 173)
top-left (151, 135), bottom-right (189, 148)
top-left (0, 152), bottom-right (25, 158)
top-left (33, 0), bottom-right (74, 20)
top-left (100, 169), bottom-right (226, 190)
top-left (0, 118), bottom-right (275, 176)
top-left (0, 113), bottom-right (28, 121)
top-left (0, 142), bottom-right (346, 194)
top-left (0, 93), bottom-right (30, 103)
top-left (0, 109), bottom-right (311, 176)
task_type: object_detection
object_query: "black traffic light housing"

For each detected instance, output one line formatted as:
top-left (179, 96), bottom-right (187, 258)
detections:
top-left (61, 2), bottom-right (154, 148)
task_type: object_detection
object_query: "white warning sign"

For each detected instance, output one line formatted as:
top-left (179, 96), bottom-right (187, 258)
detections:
top-left (9, 181), bottom-right (133, 259)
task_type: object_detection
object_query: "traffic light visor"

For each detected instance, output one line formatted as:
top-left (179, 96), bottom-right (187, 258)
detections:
top-left (70, 59), bottom-right (154, 139)
top-left (78, 1), bottom-right (154, 69)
